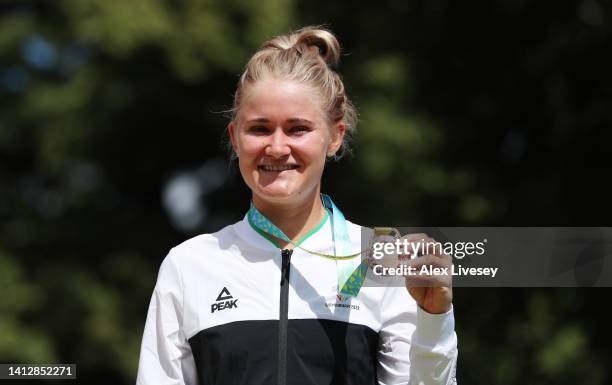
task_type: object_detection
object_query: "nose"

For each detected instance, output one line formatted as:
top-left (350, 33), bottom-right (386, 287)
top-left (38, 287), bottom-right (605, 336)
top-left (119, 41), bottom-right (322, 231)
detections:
top-left (265, 129), bottom-right (291, 158)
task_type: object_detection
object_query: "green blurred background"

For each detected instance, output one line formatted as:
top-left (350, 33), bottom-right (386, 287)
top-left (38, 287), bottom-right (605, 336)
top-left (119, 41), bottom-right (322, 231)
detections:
top-left (1, 0), bottom-right (611, 384)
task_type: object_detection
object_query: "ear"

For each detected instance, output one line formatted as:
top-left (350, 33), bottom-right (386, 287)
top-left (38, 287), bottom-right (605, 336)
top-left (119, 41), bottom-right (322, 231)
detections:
top-left (327, 120), bottom-right (346, 157)
top-left (228, 121), bottom-right (239, 155)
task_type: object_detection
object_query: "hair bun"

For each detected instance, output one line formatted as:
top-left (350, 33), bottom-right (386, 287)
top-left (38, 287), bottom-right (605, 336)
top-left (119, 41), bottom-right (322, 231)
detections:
top-left (294, 26), bottom-right (341, 69)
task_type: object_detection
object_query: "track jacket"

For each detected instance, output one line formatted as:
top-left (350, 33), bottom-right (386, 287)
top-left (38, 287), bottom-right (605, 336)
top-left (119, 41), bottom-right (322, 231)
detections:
top-left (136, 213), bottom-right (458, 385)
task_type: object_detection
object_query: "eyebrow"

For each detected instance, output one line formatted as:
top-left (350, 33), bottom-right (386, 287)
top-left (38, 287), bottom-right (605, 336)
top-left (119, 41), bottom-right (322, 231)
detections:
top-left (245, 117), bottom-right (314, 125)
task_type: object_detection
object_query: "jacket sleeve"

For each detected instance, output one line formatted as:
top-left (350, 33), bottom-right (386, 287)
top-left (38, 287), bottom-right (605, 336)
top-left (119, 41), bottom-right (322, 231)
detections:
top-left (377, 285), bottom-right (458, 385)
top-left (136, 249), bottom-right (198, 385)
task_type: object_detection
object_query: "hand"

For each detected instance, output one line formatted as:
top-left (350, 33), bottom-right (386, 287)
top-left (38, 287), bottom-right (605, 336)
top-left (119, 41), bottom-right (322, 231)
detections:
top-left (400, 233), bottom-right (453, 314)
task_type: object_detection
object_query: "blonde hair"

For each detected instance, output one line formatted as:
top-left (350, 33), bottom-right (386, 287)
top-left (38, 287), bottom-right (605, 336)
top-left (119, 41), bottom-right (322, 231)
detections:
top-left (231, 26), bottom-right (357, 159)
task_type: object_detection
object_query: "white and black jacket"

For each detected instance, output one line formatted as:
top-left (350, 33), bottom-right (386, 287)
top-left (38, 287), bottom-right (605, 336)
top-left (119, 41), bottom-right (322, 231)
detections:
top-left (136, 214), bottom-right (458, 385)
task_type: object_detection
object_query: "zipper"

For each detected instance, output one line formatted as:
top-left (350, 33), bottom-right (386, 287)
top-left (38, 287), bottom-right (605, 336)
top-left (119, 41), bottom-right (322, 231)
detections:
top-left (278, 248), bottom-right (293, 385)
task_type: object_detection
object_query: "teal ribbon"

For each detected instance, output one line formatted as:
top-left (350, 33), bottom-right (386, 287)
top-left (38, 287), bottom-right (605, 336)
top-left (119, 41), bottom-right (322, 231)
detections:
top-left (320, 194), bottom-right (368, 297)
top-left (247, 194), bottom-right (367, 297)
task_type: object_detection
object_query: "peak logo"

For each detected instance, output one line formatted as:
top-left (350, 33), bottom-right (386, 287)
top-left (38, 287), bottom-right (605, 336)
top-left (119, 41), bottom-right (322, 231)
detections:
top-left (211, 287), bottom-right (238, 313)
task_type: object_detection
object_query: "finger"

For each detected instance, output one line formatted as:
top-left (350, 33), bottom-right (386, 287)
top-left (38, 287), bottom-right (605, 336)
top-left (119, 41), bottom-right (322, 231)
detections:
top-left (404, 268), bottom-right (452, 287)
top-left (404, 254), bottom-right (452, 270)
top-left (402, 254), bottom-right (453, 287)
top-left (398, 233), bottom-right (454, 261)
top-left (396, 234), bottom-right (439, 259)
top-left (396, 233), bottom-right (429, 258)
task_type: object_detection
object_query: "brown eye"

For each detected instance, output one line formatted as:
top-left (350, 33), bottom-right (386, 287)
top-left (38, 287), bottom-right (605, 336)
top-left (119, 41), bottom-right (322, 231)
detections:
top-left (290, 126), bottom-right (310, 134)
top-left (249, 126), bottom-right (269, 134)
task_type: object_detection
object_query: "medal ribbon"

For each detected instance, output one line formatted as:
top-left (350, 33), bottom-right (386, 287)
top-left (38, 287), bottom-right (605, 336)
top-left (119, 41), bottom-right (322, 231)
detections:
top-left (247, 194), bottom-right (368, 297)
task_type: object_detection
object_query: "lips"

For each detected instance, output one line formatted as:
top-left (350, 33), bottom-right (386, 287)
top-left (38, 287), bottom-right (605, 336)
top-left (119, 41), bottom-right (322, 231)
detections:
top-left (258, 164), bottom-right (299, 172)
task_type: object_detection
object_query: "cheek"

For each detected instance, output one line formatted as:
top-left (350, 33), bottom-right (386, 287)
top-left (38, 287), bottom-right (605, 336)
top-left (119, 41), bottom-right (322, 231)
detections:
top-left (237, 136), bottom-right (265, 158)
top-left (298, 135), bottom-right (329, 158)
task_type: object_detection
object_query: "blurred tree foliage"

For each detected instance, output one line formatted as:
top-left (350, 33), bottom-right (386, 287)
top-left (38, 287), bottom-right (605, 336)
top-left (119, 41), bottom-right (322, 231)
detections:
top-left (1, 0), bottom-right (611, 384)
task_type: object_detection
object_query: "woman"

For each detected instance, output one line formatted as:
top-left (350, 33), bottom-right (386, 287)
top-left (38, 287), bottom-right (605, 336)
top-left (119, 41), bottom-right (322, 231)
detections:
top-left (137, 26), bottom-right (458, 385)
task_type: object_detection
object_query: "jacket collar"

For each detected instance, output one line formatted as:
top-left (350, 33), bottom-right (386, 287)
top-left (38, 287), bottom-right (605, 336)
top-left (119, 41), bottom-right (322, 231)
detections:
top-left (232, 213), bottom-right (334, 254)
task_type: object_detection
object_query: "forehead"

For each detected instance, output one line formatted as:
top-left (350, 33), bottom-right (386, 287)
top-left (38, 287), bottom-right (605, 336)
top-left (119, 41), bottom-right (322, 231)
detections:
top-left (239, 79), bottom-right (325, 123)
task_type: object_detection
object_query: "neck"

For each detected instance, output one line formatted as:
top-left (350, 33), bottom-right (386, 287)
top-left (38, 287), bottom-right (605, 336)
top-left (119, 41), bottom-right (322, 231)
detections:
top-left (252, 190), bottom-right (327, 248)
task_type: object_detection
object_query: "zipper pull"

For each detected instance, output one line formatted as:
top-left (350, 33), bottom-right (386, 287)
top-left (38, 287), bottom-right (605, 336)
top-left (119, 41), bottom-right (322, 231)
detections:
top-left (280, 249), bottom-right (293, 285)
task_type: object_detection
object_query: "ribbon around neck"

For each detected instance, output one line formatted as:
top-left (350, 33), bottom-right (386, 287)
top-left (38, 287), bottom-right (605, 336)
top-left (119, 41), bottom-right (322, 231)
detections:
top-left (247, 194), bottom-right (368, 297)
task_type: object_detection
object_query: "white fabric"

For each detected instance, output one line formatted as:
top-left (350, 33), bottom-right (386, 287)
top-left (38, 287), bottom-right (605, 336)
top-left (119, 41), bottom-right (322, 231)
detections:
top-left (136, 216), bottom-right (458, 384)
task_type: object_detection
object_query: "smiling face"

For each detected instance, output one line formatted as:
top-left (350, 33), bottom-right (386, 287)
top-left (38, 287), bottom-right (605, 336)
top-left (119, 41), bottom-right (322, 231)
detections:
top-left (229, 79), bottom-right (345, 208)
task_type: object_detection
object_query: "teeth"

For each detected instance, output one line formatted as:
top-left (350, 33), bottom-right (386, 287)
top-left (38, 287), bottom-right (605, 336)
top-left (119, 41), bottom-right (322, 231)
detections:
top-left (261, 165), bottom-right (297, 171)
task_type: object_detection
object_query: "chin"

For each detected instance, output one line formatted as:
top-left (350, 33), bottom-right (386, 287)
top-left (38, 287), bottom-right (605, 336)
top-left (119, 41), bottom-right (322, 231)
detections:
top-left (257, 188), bottom-right (297, 201)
